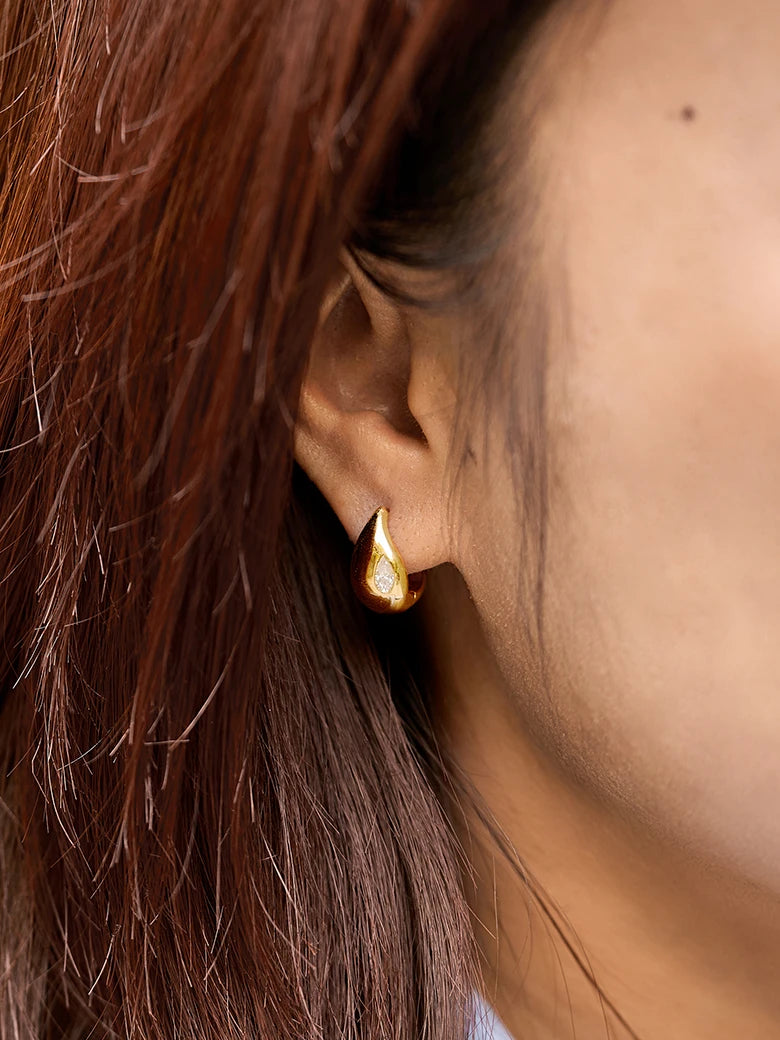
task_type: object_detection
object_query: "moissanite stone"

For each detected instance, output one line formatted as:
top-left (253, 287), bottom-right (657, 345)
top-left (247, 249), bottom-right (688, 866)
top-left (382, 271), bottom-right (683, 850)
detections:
top-left (373, 554), bottom-right (396, 594)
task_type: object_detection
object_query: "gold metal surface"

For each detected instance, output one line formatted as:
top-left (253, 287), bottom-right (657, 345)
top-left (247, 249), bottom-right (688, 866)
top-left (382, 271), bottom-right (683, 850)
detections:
top-left (350, 506), bottom-right (426, 613)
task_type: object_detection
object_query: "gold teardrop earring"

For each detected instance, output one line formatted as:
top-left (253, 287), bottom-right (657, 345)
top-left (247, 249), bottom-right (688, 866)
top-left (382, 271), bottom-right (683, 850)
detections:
top-left (350, 506), bottom-right (426, 613)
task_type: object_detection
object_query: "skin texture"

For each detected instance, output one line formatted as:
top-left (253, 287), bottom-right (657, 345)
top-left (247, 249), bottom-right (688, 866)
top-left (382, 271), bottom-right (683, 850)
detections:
top-left (295, 0), bottom-right (780, 1036)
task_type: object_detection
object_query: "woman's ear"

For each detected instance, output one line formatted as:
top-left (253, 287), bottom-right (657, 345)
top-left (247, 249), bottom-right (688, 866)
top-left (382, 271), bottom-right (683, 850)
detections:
top-left (293, 247), bottom-right (457, 574)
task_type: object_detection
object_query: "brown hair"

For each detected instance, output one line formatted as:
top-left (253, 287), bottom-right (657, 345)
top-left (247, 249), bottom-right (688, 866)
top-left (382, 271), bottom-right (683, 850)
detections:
top-left (0, 2), bottom-right (553, 1037)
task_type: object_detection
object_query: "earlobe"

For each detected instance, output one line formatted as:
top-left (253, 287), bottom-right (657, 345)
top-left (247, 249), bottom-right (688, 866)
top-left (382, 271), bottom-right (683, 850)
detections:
top-left (294, 386), bottom-right (430, 544)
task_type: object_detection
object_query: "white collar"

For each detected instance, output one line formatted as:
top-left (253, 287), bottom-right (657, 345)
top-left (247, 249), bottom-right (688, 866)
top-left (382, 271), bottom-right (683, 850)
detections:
top-left (469, 992), bottom-right (514, 1040)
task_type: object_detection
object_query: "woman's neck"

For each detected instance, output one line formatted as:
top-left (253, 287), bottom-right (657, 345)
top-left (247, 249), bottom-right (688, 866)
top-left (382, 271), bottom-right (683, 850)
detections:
top-left (421, 563), bottom-right (780, 1040)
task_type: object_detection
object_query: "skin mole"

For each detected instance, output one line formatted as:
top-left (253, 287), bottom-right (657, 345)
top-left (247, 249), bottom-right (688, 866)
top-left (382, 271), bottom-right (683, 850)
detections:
top-left (680, 104), bottom-right (697, 121)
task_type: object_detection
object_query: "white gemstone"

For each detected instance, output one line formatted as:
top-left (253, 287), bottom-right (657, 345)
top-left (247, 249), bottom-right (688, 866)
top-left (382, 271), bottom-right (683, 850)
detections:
top-left (373, 555), bottom-right (396, 594)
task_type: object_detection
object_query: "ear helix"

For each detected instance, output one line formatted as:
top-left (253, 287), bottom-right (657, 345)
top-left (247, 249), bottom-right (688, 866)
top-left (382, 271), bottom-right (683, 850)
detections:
top-left (350, 506), bottom-right (426, 613)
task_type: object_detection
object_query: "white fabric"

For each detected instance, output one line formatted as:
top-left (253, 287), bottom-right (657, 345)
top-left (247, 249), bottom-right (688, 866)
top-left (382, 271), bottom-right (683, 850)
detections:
top-left (469, 993), bottom-right (514, 1040)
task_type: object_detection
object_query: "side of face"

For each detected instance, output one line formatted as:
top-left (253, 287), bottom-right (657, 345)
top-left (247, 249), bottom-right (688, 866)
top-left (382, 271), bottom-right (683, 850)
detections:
top-left (457, 0), bottom-right (780, 892)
